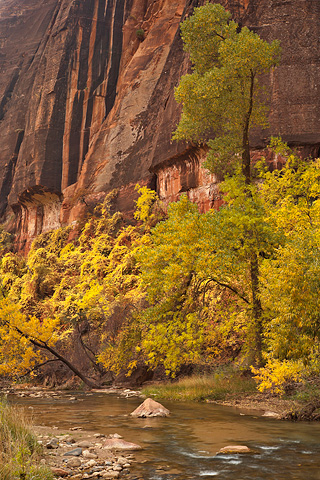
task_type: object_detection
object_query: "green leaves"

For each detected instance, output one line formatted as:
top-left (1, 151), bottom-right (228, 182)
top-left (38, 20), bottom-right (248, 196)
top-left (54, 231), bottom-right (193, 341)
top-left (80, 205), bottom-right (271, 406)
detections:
top-left (174, 4), bottom-right (281, 179)
top-left (180, 3), bottom-right (236, 75)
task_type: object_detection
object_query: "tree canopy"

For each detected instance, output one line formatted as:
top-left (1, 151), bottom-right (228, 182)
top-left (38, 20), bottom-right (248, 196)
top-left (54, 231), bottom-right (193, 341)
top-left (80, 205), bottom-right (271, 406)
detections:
top-left (173, 3), bottom-right (280, 181)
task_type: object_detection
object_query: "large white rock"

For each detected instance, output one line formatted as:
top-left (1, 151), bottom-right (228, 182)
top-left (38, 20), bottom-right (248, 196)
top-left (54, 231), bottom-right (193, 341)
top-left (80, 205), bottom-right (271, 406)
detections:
top-left (130, 398), bottom-right (170, 418)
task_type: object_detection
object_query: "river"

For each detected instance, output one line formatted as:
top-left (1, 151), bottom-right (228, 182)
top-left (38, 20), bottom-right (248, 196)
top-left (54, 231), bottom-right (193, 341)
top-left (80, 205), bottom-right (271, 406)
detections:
top-left (10, 391), bottom-right (320, 480)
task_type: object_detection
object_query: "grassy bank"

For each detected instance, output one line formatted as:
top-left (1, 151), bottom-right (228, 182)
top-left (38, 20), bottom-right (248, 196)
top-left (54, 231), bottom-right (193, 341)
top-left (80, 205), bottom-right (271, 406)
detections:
top-left (142, 369), bottom-right (257, 402)
top-left (0, 398), bottom-right (53, 480)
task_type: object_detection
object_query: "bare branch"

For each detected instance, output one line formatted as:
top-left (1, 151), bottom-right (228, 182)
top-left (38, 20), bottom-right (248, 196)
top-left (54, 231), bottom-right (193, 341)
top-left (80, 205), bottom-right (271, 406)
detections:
top-left (205, 277), bottom-right (250, 304)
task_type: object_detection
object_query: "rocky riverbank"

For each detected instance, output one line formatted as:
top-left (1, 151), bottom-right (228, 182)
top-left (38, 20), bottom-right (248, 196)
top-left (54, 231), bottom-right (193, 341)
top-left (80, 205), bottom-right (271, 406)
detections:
top-left (34, 425), bottom-right (143, 480)
top-left (0, 385), bottom-right (145, 479)
top-left (213, 392), bottom-right (300, 419)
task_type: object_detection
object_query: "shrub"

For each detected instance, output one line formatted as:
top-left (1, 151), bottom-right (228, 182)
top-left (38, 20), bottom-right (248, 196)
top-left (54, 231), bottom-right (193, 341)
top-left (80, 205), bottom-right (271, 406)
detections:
top-left (136, 29), bottom-right (145, 41)
top-left (0, 398), bottom-right (53, 480)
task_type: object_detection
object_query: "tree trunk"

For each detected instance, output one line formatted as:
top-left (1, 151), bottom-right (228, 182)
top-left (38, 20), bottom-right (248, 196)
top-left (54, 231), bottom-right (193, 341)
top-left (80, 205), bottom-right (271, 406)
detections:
top-left (242, 71), bottom-right (255, 185)
top-left (242, 131), bottom-right (251, 185)
top-left (242, 71), bottom-right (263, 364)
top-left (250, 253), bottom-right (263, 366)
top-left (13, 324), bottom-right (101, 389)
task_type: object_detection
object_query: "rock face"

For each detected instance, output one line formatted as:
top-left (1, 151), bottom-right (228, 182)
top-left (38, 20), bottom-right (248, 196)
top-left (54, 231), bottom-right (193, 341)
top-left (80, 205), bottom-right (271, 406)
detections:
top-left (130, 398), bottom-right (170, 417)
top-left (0, 0), bottom-right (319, 248)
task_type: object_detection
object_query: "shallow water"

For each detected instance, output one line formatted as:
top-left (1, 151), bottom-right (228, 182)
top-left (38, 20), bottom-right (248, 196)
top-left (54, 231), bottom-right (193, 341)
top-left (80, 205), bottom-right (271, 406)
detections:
top-left (10, 392), bottom-right (320, 480)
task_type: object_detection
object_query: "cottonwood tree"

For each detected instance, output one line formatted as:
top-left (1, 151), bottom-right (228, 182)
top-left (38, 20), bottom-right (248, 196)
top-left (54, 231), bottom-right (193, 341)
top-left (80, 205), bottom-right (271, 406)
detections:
top-left (0, 298), bottom-right (101, 388)
top-left (254, 145), bottom-right (320, 392)
top-left (173, 3), bottom-right (281, 365)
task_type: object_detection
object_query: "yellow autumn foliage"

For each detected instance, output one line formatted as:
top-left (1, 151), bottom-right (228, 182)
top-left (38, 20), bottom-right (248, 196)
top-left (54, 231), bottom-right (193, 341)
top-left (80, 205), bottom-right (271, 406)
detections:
top-left (0, 299), bottom-right (67, 378)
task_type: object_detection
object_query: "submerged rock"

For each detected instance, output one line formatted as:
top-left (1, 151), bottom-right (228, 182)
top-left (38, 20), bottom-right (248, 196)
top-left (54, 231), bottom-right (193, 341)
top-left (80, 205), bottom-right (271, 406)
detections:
top-left (130, 398), bottom-right (170, 418)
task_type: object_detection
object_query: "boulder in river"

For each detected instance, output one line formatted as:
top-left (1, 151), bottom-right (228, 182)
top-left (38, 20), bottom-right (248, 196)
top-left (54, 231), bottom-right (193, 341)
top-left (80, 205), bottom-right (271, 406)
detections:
top-left (218, 445), bottom-right (252, 454)
top-left (103, 438), bottom-right (142, 450)
top-left (130, 398), bottom-right (170, 417)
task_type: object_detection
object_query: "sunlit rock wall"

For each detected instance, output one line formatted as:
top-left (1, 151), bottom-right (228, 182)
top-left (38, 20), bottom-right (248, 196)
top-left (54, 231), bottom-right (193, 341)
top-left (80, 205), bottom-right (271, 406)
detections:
top-left (0, 0), bottom-right (319, 249)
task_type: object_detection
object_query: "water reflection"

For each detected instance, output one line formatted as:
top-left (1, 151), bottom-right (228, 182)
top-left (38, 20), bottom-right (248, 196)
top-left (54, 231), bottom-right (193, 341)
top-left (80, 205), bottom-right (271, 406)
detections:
top-left (10, 392), bottom-right (320, 480)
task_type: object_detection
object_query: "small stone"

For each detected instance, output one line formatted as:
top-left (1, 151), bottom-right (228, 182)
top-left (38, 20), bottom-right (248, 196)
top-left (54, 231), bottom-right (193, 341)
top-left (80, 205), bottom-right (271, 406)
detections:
top-left (218, 445), bottom-right (252, 454)
top-left (102, 473), bottom-right (119, 479)
top-left (94, 433), bottom-right (106, 438)
top-left (78, 441), bottom-right (92, 448)
top-left (113, 466), bottom-right (122, 472)
top-left (67, 457), bottom-right (82, 467)
top-left (51, 467), bottom-right (69, 477)
top-left (109, 433), bottom-right (122, 439)
top-left (85, 459), bottom-right (97, 467)
top-left (83, 449), bottom-right (98, 458)
top-left (123, 463), bottom-right (131, 468)
top-left (46, 438), bottom-right (59, 449)
top-left (90, 467), bottom-right (104, 473)
top-left (63, 448), bottom-right (83, 457)
top-left (130, 398), bottom-right (170, 417)
top-left (116, 457), bottom-right (128, 465)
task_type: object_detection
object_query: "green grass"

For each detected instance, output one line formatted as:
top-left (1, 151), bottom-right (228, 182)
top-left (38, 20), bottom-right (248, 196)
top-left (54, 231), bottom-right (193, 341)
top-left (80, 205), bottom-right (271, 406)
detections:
top-left (0, 398), bottom-right (53, 480)
top-left (287, 376), bottom-right (320, 404)
top-left (142, 368), bottom-right (257, 402)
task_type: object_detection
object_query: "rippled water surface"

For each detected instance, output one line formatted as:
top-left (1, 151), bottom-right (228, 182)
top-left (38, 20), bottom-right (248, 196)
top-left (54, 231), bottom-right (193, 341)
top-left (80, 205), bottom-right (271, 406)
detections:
top-left (10, 392), bottom-right (320, 480)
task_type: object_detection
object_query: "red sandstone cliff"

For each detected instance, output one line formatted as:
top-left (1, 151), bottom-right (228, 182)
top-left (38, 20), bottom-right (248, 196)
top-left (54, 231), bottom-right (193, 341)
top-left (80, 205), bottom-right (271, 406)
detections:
top-left (0, 0), bottom-right (319, 249)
